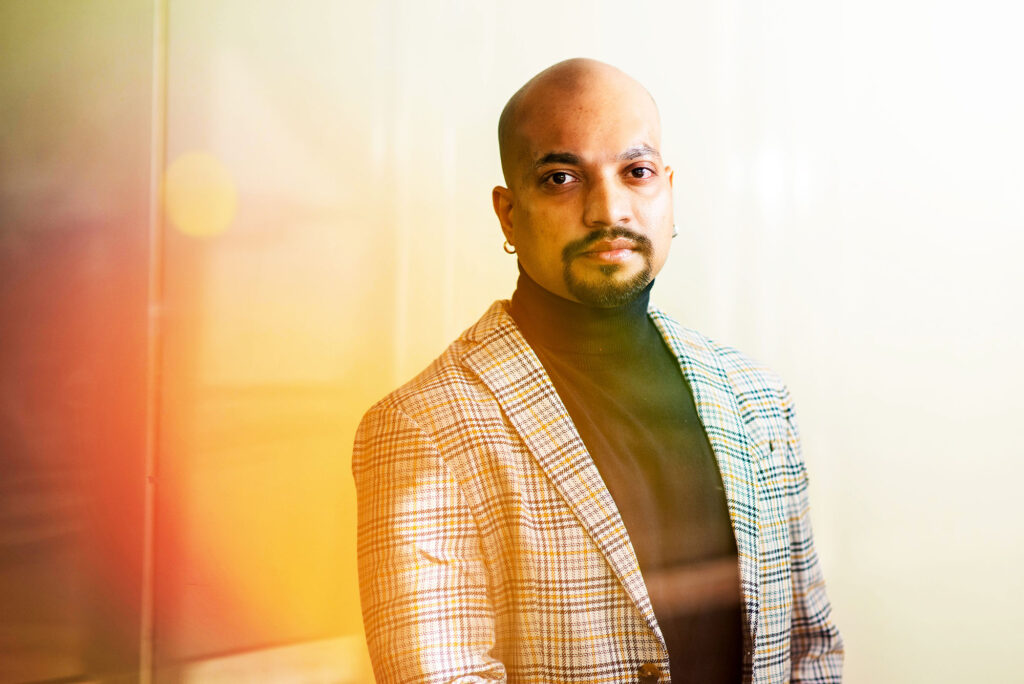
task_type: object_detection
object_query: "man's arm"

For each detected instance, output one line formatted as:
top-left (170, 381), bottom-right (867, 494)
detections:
top-left (353, 403), bottom-right (505, 683)
top-left (782, 389), bottom-right (844, 683)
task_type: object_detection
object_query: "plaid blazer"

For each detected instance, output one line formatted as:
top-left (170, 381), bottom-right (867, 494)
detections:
top-left (353, 301), bottom-right (843, 683)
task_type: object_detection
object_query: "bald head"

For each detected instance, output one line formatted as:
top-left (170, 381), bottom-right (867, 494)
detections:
top-left (491, 58), bottom-right (674, 306)
top-left (498, 58), bottom-right (661, 186)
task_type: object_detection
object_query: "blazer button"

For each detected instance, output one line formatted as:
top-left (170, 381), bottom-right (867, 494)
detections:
top-left (637, 662), bottom-right (662, 683)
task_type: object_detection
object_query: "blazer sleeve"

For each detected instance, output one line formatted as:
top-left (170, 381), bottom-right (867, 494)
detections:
top-left (352, 403), bottom-right (505, 683)
top-left (782, 388), bottom-right (845, 683)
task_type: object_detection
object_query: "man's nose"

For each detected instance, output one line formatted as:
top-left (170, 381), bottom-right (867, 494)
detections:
top-left (582, 176), bottom-right (631, 227)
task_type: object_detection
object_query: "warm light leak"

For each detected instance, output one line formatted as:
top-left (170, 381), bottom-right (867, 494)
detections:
top-left (163, 151), bottom-right (238, 238)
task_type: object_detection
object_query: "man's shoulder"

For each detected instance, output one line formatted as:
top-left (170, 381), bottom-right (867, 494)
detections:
top-left (648, 305), bottom-right (787, 399)
top-left (364, 300), bottom-right (517, 422)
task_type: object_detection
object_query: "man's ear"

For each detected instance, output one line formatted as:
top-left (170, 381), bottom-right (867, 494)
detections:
top-left (492, 185), bottom-right (515, 244)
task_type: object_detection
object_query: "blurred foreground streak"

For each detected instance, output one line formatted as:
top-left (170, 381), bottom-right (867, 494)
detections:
top-left (1, 2), bottom-right (153, 680)
top-left (0, 2), bottom-right (372, 682)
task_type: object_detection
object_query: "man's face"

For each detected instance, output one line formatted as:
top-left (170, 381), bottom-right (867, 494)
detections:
top-left (493, 79), bottom-right (674, 307)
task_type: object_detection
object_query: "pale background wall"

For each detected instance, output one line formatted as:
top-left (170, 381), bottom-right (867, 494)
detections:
top-left (2, 0), bottom-right (1021, 682)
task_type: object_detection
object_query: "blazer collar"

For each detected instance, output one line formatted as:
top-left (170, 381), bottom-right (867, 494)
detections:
top-left (460, 301), bottom-right (761, 645)
top-left (648, 307), bottom-right (762, 643)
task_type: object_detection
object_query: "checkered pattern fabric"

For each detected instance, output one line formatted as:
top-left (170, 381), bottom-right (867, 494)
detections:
top-left (353, 301), bottom-right (843, 683)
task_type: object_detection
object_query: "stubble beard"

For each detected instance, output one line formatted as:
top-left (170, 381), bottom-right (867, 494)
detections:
top-left (561, 227), bottom-right (654, 307)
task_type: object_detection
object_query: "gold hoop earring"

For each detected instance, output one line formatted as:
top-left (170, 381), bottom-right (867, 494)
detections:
top-left (503, 240), bottom-right (516, 254)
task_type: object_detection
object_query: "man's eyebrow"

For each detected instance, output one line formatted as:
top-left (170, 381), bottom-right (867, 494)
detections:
top-left (618, 145), bottom-right (661, 161)
top-left (533, 151), bottom-right (582, 169)
top-left (526, 146), bottom-right (660, 180)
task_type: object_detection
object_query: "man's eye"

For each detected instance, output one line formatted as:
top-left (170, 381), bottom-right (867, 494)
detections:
top-left (544, 171), bottom-right (579, 186)
top-left (630, 167), bottom-right (654, 179)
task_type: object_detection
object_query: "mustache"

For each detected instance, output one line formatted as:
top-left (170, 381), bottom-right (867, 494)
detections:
top-left (561, 226), bottom-right (654, 262)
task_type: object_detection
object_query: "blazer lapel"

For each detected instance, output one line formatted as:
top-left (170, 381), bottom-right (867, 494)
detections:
top-left (460, 302), bottom-right (664, 643)
top-left (649, 308), bottom-right (763, 642)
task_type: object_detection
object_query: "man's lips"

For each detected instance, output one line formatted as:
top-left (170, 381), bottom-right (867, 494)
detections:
top-left (561, 228), bottom-right (653, 266)
top-left (577, 238), bottom-right (639, 262)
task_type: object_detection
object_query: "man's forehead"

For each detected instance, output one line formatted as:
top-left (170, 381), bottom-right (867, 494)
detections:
top-left (497, 59), bottom-right (663, 186)
top-left (516, 97), bottom-right (660, 152)
top-left (518, 108), bottom-right (662, 157)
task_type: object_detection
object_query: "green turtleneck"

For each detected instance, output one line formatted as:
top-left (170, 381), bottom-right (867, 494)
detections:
top-left (509, 267), bottom-right (744, 684)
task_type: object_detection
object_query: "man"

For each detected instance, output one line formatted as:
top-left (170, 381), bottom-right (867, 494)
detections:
top-left (353, 58), bottom-right (842, 683)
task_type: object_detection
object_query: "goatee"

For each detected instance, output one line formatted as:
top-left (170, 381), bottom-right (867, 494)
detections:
top-left (561, 227), bottom-right (654, 307)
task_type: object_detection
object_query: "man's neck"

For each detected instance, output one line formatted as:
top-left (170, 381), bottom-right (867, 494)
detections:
top-left (508, 267), bottom-right (654, 355)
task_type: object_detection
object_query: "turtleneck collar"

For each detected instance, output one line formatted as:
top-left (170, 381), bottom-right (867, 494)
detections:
top-left (508, 266), bottom-right (655, 355)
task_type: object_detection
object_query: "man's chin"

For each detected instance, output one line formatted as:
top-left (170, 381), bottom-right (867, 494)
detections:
top-left (564, 263), bottom-right (652, 308)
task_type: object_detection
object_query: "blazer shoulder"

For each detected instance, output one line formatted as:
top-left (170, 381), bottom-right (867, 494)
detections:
top-left (361, 300), bottom-right (516, 426)
top-left (648, 305), bottom-right (789, 404)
